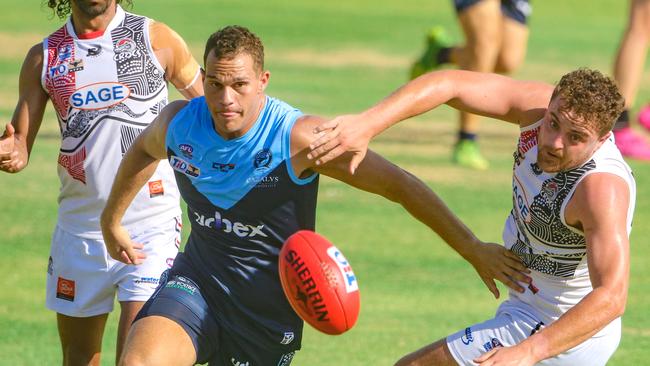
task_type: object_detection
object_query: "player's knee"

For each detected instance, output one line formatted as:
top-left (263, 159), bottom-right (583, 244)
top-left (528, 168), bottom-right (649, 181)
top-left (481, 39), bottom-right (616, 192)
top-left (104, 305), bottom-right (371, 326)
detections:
top-left (119, 352), bottom-right (147, 366)
top-left (495, 54), bottom-right (523, 74)
top-left (462, 41), bottom-right (500, 70)
top-left (63, 346), bottom-right (101, 366)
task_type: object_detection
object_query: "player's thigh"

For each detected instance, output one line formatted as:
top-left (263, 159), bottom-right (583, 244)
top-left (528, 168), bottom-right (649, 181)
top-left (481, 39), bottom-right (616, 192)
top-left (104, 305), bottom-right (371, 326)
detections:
top-left (495, 17), bottom-right (529, 73)
top-left (116, 301), bottom-right (146, 359)
top-left (394, 338), bottom-right (458, 366)
top-left (457, 0), bottom-right (502, 43)
top-left (120, 315), bottom-right (196, 366)
top-left (46, 226), bottom-right (116, 317)
top-left (134, 269), bottom-right (222, 364)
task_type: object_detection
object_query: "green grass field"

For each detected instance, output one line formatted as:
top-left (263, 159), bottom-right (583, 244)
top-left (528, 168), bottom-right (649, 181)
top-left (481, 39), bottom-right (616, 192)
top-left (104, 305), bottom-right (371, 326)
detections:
top-left (0, 0), bottom-right (648, 364)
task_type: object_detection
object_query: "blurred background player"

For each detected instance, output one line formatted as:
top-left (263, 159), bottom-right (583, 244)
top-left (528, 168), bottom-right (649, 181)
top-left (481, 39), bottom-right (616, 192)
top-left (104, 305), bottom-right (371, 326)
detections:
top-left (410, 0), bottom-right (532, 170)
top-left (611, 0), bottom-right (650, 160)
top-left (0, 0), bottom-right (202, 364)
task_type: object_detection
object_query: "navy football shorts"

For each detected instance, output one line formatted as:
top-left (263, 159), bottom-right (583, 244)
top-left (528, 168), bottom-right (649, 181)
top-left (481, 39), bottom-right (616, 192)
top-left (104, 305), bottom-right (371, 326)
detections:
top-left (453, 0), bottom-right (532, 25)
top-left (135, 270), bottom-right (297, 366)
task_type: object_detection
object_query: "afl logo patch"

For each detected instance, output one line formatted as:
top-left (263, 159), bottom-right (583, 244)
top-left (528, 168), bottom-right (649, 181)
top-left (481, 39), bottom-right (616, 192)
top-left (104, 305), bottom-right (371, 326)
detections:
top-left (253, 149), bottom-right (272, 169)
top-left (179, 144), bottom-right (194, 159)
top-left (69, 82), bottom-right (131, 110)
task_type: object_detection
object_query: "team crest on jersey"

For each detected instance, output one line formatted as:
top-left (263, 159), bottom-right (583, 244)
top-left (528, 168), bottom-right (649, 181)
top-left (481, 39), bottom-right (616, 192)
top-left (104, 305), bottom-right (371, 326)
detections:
top-left (58, 44), bottom-right (73, 61)
top-left (541, 181), bottom-right (559, 202)
top-left (170, 156), bottom-right (200, 177)
top-left (113, 38), bottom-right (141, 61)
top-left (254, 149), bottom-right (272, 169)
top-left (69, 82), bottom-right (130, 110)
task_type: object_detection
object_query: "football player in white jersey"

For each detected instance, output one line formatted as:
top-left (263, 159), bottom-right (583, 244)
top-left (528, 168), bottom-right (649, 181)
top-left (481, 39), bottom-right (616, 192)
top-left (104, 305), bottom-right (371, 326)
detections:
top-left (0, 0), bottom-right (203, 364)
top-left (308, 69), bottom-right (635, 366)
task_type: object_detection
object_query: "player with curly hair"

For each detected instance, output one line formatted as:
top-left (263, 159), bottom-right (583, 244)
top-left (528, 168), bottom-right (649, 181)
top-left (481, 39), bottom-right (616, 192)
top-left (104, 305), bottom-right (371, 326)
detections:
top-left (0, 0), bottom-right (203, 364)
top-left (309, 69), bottom-right (635, 365)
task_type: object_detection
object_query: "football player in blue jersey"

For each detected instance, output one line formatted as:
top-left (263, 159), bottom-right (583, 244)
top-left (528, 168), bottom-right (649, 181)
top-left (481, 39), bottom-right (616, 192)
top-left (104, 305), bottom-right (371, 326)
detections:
top-left (100, 25), bottom-right (530, 365)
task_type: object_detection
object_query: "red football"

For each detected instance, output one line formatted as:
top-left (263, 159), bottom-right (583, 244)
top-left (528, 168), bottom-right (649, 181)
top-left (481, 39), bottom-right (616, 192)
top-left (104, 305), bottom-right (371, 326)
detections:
top-left (279, 230), bottom-right (360, 335)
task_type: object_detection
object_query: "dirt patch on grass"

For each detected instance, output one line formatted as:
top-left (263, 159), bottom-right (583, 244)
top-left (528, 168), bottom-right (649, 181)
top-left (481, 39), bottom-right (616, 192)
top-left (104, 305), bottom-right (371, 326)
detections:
top-left (624, 326), bottom-right (650, 337)
top-left (0, 32), bottom-right (42, 60)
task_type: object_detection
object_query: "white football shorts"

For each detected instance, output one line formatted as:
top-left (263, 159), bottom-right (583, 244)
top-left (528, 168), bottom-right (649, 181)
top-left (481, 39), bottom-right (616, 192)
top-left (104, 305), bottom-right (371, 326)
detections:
top-left (447, 299), bottom-right (621, 366)
top-left (46, 216), bottom-right (181, 317)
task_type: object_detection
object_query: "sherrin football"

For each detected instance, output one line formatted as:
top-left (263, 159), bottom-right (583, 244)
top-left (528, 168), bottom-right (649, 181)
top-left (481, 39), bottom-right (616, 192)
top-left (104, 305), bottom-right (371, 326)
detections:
top-left (279, 230), bottom-right (360, 335)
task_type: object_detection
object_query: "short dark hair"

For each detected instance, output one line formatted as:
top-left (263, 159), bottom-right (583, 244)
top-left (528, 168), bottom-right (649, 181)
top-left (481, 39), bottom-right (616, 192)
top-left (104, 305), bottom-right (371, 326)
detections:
top-left (45, 0), bottom-right (132, 19)
top-left (203, 25), bottom-right (265, 73)
top-left (550, 68), bottom-right (625, 137)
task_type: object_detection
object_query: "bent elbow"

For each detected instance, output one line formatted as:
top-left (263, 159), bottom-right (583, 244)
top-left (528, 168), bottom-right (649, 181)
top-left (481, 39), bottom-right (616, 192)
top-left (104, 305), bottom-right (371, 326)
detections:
top-left (613, 298), bottom-right (627, 318)
top-left (603, 288), bottom-right (627, 319)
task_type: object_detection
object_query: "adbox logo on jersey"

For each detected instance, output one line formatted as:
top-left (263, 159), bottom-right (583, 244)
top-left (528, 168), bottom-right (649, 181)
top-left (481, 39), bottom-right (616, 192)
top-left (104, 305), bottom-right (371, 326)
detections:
top-left (69, 82), bottom-right (131, 110)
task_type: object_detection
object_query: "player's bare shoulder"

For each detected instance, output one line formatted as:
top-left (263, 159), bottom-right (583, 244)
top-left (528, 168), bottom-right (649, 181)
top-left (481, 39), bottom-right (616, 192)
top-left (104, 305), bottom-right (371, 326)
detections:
top-left (289, 115), bottom-right (326, 176)
top-left (159, 100), bottom-right (190, 126)
top-left (291, 115), bottom-right (325, 150)
top-left (22, 42), bottom-right (45, 76)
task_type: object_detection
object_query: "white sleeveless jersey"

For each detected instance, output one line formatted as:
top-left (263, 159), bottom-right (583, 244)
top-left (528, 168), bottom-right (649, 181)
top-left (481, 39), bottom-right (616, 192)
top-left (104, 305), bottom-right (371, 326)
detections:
top-left (41, 6), bottom-right (181, 239)
top-left (503, 120), bottom-right (636, 334)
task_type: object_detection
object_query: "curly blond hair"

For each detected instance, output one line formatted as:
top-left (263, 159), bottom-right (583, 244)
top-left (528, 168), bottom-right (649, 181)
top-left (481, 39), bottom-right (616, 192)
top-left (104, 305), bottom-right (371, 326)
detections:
top-left (550, 68), bottom-right (625, 137)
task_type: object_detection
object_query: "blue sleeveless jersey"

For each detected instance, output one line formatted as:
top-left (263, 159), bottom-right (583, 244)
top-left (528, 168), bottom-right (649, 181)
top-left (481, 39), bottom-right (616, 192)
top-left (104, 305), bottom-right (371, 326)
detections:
top-left (166, 96), bottom-right (319, 350)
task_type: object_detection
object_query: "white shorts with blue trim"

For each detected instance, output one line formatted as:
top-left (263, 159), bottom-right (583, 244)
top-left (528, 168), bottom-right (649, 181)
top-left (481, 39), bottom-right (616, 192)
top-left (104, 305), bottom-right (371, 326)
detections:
top-left (446, 299), bottom-right (620, 366)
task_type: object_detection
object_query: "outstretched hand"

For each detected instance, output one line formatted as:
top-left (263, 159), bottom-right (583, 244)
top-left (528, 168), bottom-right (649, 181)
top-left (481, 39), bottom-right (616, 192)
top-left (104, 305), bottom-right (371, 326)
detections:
top-left (102, 224), bottom-right (147, 265)
top-left (467, 242), bottom-right (531, 299)
top-left (0, 123), bottom-right (24, 173)
top-left (307, 114), bottom-right (373, 174)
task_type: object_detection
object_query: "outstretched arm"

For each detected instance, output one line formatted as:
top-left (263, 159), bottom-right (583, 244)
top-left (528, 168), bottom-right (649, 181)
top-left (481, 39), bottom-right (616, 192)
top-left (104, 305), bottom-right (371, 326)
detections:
top-left (0, 44), bottom-right (49, 173)
top-left (475, 173), bottom-right (631, 366)
top-left (100, 100), bottom-right (187, 264)
top-left (309, 70), bottom-right (553, 173)
top-left (292, 116), bottom-right (531, 298)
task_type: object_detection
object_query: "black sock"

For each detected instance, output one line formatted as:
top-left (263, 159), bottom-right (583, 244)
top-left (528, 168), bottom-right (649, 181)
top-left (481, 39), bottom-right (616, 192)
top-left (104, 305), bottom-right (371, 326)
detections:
top-left (436, 47), bottom-right (453, 65)
top-left (613, 109), bottom-right (630, 131)
top-left (459, 131), bottom-right (477, 141)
